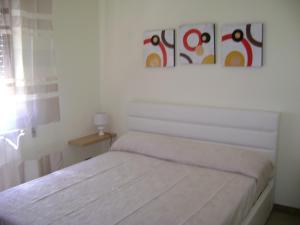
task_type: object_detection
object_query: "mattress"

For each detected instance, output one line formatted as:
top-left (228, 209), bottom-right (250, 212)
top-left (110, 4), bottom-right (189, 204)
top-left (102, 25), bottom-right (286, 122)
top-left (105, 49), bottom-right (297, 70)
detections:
top-left (0, 132), bottom-right (273, 225)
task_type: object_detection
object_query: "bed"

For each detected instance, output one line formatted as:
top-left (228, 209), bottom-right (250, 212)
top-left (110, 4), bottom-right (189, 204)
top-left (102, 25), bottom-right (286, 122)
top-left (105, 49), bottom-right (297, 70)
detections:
top-left (0, 102), bottom-right (279, 225)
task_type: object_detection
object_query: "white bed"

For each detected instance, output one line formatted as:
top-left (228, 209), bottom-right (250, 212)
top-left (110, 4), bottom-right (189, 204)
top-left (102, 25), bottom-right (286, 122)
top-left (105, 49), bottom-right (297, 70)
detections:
top-left (0, 102), bottom-right (279, 225)
top-left (127, 101), bottom-right (279, 225)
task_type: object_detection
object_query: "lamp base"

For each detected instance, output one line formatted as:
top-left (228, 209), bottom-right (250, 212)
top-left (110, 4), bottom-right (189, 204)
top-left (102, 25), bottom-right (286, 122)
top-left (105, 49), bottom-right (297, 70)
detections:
top-left (97, 126), bottom-right (105, 136)
top-left (98, 131), bottom-right (105, 136)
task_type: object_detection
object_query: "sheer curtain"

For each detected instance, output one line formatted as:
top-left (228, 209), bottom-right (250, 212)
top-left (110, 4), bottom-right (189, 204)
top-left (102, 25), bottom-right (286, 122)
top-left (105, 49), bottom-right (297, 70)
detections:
top-left (0, 0), bottom-right (60, 191)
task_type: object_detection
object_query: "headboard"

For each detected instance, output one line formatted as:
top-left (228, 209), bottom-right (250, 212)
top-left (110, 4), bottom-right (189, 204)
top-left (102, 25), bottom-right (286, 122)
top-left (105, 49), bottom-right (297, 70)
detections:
top-left (128, 101), bottom-right (279, 162)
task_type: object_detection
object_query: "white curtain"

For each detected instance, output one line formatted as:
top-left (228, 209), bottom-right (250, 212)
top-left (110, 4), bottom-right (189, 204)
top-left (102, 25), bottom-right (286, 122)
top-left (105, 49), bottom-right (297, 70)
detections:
top-left (0, 137), bottom-right (24, 191)
top-left (0, 0), bottom-right (60, 192)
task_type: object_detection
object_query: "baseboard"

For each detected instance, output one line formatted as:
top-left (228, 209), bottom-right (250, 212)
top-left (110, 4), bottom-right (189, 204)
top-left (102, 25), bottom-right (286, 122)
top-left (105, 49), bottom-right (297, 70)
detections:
top-left (273, 204), bottom-right (300, 216)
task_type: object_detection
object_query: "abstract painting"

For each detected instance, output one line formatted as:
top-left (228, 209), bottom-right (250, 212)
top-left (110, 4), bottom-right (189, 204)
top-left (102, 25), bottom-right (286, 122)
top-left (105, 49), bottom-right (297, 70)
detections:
top-left (144, 29), bottom-right (175, 67)
top-left (221, 23), bottom-right (263, 67)
top-left (179, 23), bottom-right (215, 65)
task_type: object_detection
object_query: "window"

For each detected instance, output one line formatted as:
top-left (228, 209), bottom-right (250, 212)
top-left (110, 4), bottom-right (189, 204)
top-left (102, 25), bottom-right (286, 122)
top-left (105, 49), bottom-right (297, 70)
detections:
top-left (0, 3), bottom-right (15, 134)
top-left (0, 0), bottom-right (60, 136)
top-left (0, 33), bottom-right (12, 77)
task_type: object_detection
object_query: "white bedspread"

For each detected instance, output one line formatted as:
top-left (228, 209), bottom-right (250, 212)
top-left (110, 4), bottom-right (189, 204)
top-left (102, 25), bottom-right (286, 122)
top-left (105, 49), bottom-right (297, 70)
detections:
top-left (0, 133), bottom-right (273, 225)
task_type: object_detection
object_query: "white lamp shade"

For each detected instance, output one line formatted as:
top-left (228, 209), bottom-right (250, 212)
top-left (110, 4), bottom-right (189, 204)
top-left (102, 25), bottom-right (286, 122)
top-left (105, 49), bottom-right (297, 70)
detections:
top-left (94, 113), bottom-right (108, 126)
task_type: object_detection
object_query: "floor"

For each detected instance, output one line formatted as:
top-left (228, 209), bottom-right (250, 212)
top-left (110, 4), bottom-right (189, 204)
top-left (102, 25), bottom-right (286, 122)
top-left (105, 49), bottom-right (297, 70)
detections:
top-left (266, 208), bottom-right (300, 225)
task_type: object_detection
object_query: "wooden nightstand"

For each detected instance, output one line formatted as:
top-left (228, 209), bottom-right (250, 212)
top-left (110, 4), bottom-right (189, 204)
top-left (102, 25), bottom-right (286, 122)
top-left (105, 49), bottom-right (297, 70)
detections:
top-left (68, 132), bottom-right (116, 147)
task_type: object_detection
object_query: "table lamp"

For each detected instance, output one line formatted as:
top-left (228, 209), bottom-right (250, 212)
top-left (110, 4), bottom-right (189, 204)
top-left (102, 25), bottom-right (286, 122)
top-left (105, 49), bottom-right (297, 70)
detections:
top-left (94, 113), bottom-right (108, 136)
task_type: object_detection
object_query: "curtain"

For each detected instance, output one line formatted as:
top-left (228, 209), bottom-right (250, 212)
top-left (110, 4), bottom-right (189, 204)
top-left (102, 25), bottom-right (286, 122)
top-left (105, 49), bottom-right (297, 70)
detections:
top-left (0, 138), bottom-right (24, 191)
top-left (0, 0), bottom-right (60, 191)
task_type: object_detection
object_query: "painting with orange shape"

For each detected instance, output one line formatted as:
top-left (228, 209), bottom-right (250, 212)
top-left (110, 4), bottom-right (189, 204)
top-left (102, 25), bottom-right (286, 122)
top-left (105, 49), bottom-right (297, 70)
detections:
top-left (144, 29), bottom-right (175, 68)
top-left (179, 23), bottom-right (215, 65)
top-left (221, 23), bottom-right (263, 67)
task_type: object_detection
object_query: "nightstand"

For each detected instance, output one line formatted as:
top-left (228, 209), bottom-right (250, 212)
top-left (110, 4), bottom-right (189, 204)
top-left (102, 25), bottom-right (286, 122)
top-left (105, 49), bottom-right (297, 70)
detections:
top-left (68, 132), bottom-right (116, 147)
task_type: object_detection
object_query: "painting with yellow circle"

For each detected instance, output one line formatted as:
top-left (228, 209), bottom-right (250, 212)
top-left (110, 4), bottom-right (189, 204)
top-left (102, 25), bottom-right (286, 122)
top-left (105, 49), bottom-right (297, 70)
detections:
top-left (179, 23), bottom-right (215, 65)
top-left (221, 23), bottom-right (263, 67)
top-left (144, 29), bottom-right (175, 68)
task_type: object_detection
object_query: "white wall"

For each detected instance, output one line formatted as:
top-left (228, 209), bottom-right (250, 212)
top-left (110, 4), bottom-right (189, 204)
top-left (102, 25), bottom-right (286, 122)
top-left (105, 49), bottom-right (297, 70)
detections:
top-left (21, 0), bottom-right (104, 166)
top-left (99, 0), bottom-right (300, 208)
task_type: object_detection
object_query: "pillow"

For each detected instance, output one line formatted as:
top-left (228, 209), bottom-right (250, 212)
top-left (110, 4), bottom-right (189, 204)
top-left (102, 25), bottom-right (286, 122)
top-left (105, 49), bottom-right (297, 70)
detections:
top-left (111, 131), bottom-right (274, 193)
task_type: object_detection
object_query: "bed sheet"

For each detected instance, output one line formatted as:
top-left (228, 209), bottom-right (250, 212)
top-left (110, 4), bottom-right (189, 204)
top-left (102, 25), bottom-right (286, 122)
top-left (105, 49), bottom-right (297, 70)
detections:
top-left (0, 151), bottom-right (258, 225)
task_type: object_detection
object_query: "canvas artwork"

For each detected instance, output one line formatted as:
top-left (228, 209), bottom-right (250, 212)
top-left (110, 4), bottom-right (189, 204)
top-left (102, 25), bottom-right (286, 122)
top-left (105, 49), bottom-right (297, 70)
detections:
top-left (221, 23), bottom-right (263, 67)
top-left (143, 29), bottom-right (175, 68)
top-left (179, 23), bottom-right (215, 65)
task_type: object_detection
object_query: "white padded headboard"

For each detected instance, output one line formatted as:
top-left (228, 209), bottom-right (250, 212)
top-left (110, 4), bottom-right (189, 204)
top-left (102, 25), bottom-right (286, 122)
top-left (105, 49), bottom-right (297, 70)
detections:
top-left (128, 102), bottom-right (279, 160)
